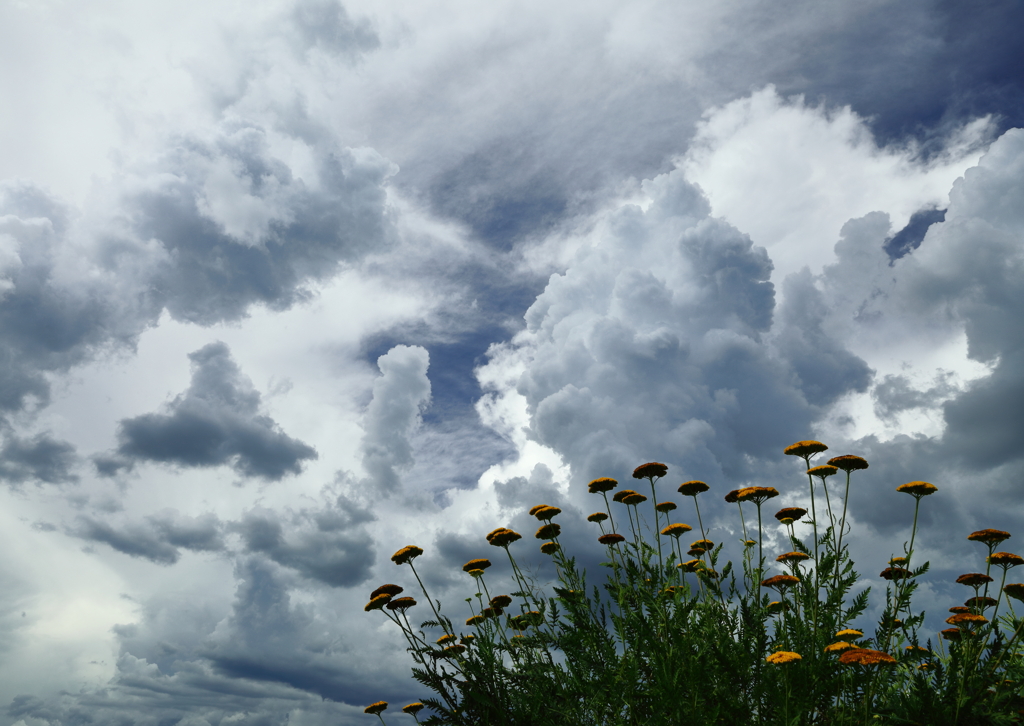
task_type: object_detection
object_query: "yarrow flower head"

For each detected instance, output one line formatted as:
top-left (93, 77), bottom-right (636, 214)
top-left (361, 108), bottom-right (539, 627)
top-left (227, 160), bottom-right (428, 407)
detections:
top-left (941, 628), bottom-right (962, 641)
top-left (949, 606), bottom-right (970, 614)
top-left (761, 574), bottom-right (800, 591)
top-left (1003, 583), bottom-right (1024, 601)
top-left (724, 489), bottom-right (741, 504)
top-left (691, 539), bottom-right (714, 550)
top-left (957, 573), bottom-right (994, 588)
top-left (535, 523), bottom-right (561, 539)
top-left (737, 486), bottom-right (779, 505)
top-left (766, 651), bottom-right (802, 664)
top-left (880, 567), bottom-right (912, 581)
top-left (370, 584), bottom-right (404, 599)
top-left (777, 551), bottom-right (811, 564)
top-left (588, 477), bottom-right (618, 493)
top-left (656, 501), bottom-right (678, 512)
top-left (365, 594), bottom-right (392, 612)
top-left (965, 596), bottom-right (998, 610)
top-left (386, 597), bottom-right (417, 612)
top-left (988, 552), bottom-right (1024, 569)
top-left (784, 440), bottom-right (828, 461)
top-left (835, 629), bottom-right (864, 641)
top-left (486, 528), bottom-right (522, 547)
top-left (839, 649), bottom-right (896, 666)
top-left (661, 523), bottom-right (693, 538)
top-left (612, 489), bottom-right (642, 503)
top-left (825, 642), bottom-right (856, 653)
top-left (365, 702), bottom-right (388, 715)
top-left (827, 454), bottom-right (869, 472)
top-left (540, 541), bottom-right (559, 555)
top-left (775, 507), bottom-right (808, 523)
top-left (677, 480), bottom-right (709, 496)
top-left (529, 504), bottom-right (551, 517)
top-left (392, 546), bottom-right (424, 565)
top-left (403, 703), bottom-right (425, 716)
top-left (807, 464), bottom-right (839, 480)
top-left (587, 512), bottom-right (608, 523)
top-left (766, 600), bottom-right (789, 615)
top-left (967, 529), bottom-right (1011, 545)
top-left (599, 533), bottom-right (625, 546)
top-left (896, 481), bottom-right (938, 498)
top-left (633, 462), bottom-right (668, 480)
top-left (946, 613), bottom-right (988, 626)
top-left (623, 493), bottom-right (648, 505)
top-left (490, 595), bottom-right (512, 609)
top-left (463, 559), bottom-right (491, 573)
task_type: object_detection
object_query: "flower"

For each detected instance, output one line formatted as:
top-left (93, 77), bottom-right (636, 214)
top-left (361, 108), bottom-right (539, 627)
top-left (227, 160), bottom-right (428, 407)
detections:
top-left (486, 527), bottom-right (512, 541)
top-left (386, 597), bottom-right (417, 611)
top-left (370, 584), bottom-right (404, 599)
top-left (949, 606), bottom-right (970, 614)
top-left (827, 455), bottom-right (869, 472)
top-left (766, 651), bottom-right (802, 664)
top-left (480, 607), bottom-right (504, 619)
top-left (540, 541), bottom-right (559, 555)
top-left (656, 501), bottom-right (678, 512)
top-left (839, 649), bottom-right (896, 665)
top-left (965, 596), bottom-right (998, 609)
top-left (535, 506), bottom-right (561, 521)
top-left (487, 529), bottom-right (522, 547)
top-left (724, 489), bottom-right (740, 503)
top-left (588, 477), bottom-right (618, 493)
top-left (529, 504), bottom-right (551, 516)
top-left (825, 642), bottom-right (856, 653)
top-left (403, 703), bottom-right (425, 715)
top-left (437, 634), bottom-right (456, 645)
top-left (467, 569), bottom-right (485, 578)
top-left (623, 493), bottom-right (648, 505)
top-left (947, 613), bottom-right (988, 626)
top-left (880, 567), bottom-right (912, 581)
top-left (460, 635), bottom-right (475, 645)
top-left (661, 523), bottom-right (693, 537)
top-left (889, 557), bottom-right (907, 566)
top-left (462, 559), bottom-right (492, 573)
top-left (835, 629), bottom-right (864, 641)
top-left (466, 615), bottom-right (485, 626)
top-left (988, 552), bottom-right (1024, 568)
top-left (599, 533), bottom-right (625, 545)
top-left (956, 573), bottom-right (994, 587)
top-left (688, 547), bottom-right (707, 557)
top-left (774, 507), bottom-right (808, 523)
top-left (941, 628), bottom-right (962, 641)
top-left (490, 595), bottom-right (512, 608)
top-left (766, 601), bottom-right (789, 614)
top-left (744, 539), bottom-right (757, 547)
top-left (680, 559), bottom-right (702, 572)
top-left (807, 464), bottom-right (839, 480)
top-left (612, 489), bottom-right (641, 503)
top-left (784, 440), bottom-right (828, 459)
top-left (365, 594), bottom-right (392, 612)
top-left (1003, 583), bottom-right (1024, 602)
top-left (896, 481), bottom-right (938, 497)
top-left (967, 529), bottom-right (1011, 545)
top-left (777, 552), bottom-right (811, 564)
top-left (365, 701), bottom-right (388, 715)
top-left (535, 523), bottom-right (561, 539)
top-left (906, 645), bottom-right (930, 655)
top-left (633, 462), bottom-right (668, 480)
top-left (736, 486), bottom-right (779, 505)
top-left (690, 539), bottom-right (714, 550)
top-left (677, 480), bottom-right (709, 496)
top-left (761, 574), bottom-right (800, 591)
top-left (392, 546), bottom-right (424, 565)
top-left (587, 512), bottom-right (609, 523)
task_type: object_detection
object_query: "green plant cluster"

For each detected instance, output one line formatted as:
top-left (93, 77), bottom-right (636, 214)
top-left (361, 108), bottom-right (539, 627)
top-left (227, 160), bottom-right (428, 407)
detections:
top-left (361, 440), bottom-right (1024, 725)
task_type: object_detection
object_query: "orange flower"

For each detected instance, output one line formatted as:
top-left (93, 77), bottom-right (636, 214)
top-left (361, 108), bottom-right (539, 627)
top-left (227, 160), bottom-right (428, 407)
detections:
top-left (761, 574), bottom-right (800, 591)
top-left (487, 529), bottom-right (522, 547)
top-left (967, 529), bottom-right (1011, 545)
top-left (774, 507), bottom-right (807, 523)
top-left (766, 601), bottom-right (789, 615)
top-left (490, 595), bottom-right (512, 608)
top-left (724, 489), bottom-right (740, 503)
top-left (528, 504), bottom-right (551, 516)
top-left (599, 533), bottom-right (625, 545)
top-left (540, 541), bottom-right (559, 555)
top-left (370, 584), bottom-right (404, 599)
top-left (834, 629), bottom-right (863, 641)
top-left (807, 465), bottom-right (839, 480)
top-left (403, 704), bottom-right (425, 715)
top-left (839, 649), bottom-right (896, 665)
top-left (948, 606), bottom-right (971, 614)
top-left (535, 523), bottom-right (561, 539)
top-left (386, 597), bottom-right (417, 611)
top-left (365, 594), bottom-right (392, 612)
top-left (633, 462), bottom-right (668, 480)
top-left (391, 546), bottom-right (424, 565)
top-left (766, 651), bottom-right (802, 664)
top-left (965, 596), bottom-right (997, 609)
top-left (588, 477), bottom-right (618, 493)
top-left (587, 512), bottom-right (609, 523)
top-left (825, 642), bottom-right (856, 653)
top-left (656, 501), bottom-right (678, 512)
top-left (946, 613), bottom-right (988, 626)
top-left (1003, 583), bottom-right (1024, 602)
top-left (784, 440), bottom-right (828, 459)
top-left (365, 702), bottom-right (388, 715)
top-left (989, 552), bottom-right (1024, 568)
top-left (956, 573), bottom-right (994, 587)
top-left (622, 493), bottom-right (648, 505)
top-left (462, 559), bottom-right (491, 573)
top-left (661, 523), bottom-right (693, 537)
top-left (880, 567), bottom-right (912, 581)
top-left (827, 455), bottom-right (869, 472)
top-left (690, 539), bottom-right (714, 550)
top-left (612, 489), bottom-right (642, 503)
top-left (737, 486), bottom-right (779, 504)
top-left (896, 481), bottom-right (937, 498)
top-left (777, 552), bottom-right (811, 564)
top-left (534, 506), bottom-right (562, 521)
top-left (677, 480), bottom-right (709, 496)
top-left (941, 628), bottom-right (962, 641)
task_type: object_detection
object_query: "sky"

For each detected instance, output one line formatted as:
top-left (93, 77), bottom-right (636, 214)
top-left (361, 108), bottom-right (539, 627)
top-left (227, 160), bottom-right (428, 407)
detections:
top-left (1, 0), bottom-right (1024, 723)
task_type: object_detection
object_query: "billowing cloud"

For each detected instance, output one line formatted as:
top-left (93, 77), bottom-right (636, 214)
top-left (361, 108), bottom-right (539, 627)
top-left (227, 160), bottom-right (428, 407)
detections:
top-left (107, 342), bottom-right (317, 481)
top-left (72, 510), bottom-right (224, 565)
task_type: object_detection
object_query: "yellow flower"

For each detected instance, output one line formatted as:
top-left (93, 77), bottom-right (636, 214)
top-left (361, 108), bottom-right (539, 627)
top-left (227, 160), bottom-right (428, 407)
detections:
top-left (403, 703), bottom-right (425, 715)
top-left (588, 477), bottom-right (618, 493)
top-left (896, 481), bottom-right (937, 498)
top-left (946, 613), bottom-right (988, 626)
top-left (776, 552), bottom-right (810, 564)
top-left (827, 455), bottom-right (869, 472)
top-left (690, 539), bottom-right (714, 550)
top-left (460, 635), bottom-right (475, 645)
top-left (540, 541), bottom-right (559, 555)
top-left (835, 629), bottom-right (863, 641)
top-left (967, 529), bottom-right (1011, 545)
top-left (436, 634), bottom-right (456, 644)
top-left (466, 615), bottom-right (485, 626)
top-left (490, 595), bottom-right (512, 608)
top-left (365, 701), bottom-right (388, 715)
top-left (655, 501), bottom-right (678, 512)
top-left (462, 559), bottom-right (492, 573)
top-left (612, 489), bottom-right (641, 503)
top-left (467, 568), bottom-right (485, 578)
top-left (386, 597), bottom-right (417, 612)
top-left (905, 645), bottom-right (930, 655)
top-left (487, 529), bottom-right (522, 547)
top-left (880, 567), bottom-right (912, 581)
top-left (599, 533), bottom-right (625, 545)
top-left (391, 546), bottom-right (424, 565)
top-left (761, 574), bottom-right (800, 591)
top-left (825, 642), bottom-right (856, 653)
top-left (1003, 583), bottom-right (1024, 602)
top-left (442, 644), bottom-right (466, 658)
top-left (956, 572), bottom-right (993, 587)
top-left (989, 552), bottom-right (1024, 568)
top-left (941, 628), bottom-right (962, 641)
top-left (587, 512), bottom-right (609, 523)
top-left (724, 489), bottom-right (740, 503)
top-left (965, 596), bottom-right (997, 609)
top-left (949, 606), bottom-right (970, 614)
top-left (535, 523), bottom-right (561, 539)
top-left (680, 559), bottom-right (702, 572)
top-left (774, 507), bottom-right (807, 523)
top-left (622, 493), bottom-right (648, 505)
top-left (744, 539), bottom-right (757, 547)
top-left (480, 607), bottom-right (504, 619)
top-left (784, 440), bottom-right (828, 459)
top-left (736, 486), bottom-right (779, 504)
top-left (766, 651), bottom-right (802, 664)
top-left (633, 462), bottom-right (668, 480)
top-left (807, 464), bottom-right (839, 480)
top-left (364, 594), bottom-right (392, 612)
top-left (660, 523), bottom-right (693, 537)
top-left (677, 480), bottom-right (709, 496)
top-left (839, 649), bottom-right (896, 665)
top-left (370, 584), bottom-right (404, 599)
top-left (528, 504), bottom-right (550, 516)
top-left (534, 506), bottom-right (561, 521)
top-left (766, 601), bottom-right (789, 615)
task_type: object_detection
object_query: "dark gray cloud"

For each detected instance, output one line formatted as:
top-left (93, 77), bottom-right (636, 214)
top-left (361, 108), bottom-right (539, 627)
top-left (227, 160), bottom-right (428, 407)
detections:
top-left (0, 432), bottom-right (77, 485)
top-left (72, 510), bottom-right (224, 565)
top-left (872, 372), bottom-right (957, 419)
top-left (107, 342), bottom-right (317, 481)
top-left (884, 207), bottom-right (947, 261)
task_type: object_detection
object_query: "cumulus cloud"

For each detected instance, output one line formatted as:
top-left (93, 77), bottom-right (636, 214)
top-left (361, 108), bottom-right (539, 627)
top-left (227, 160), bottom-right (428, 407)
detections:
top-left (0, 432), bottom-right (78, 486)
top-left (71, 510), bottom-right (224, 565)
top-left (105, 342), bottom-right (317, 481)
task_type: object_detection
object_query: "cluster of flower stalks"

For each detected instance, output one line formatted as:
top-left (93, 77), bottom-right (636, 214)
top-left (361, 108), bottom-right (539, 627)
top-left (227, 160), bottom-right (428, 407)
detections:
top-left (361, 440), bottom-right (1024, 726)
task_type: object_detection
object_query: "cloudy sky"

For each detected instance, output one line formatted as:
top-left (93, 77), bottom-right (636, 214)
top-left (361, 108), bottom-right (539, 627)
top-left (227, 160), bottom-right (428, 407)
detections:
top-left (2, 0), bottom-right (1024, 723)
